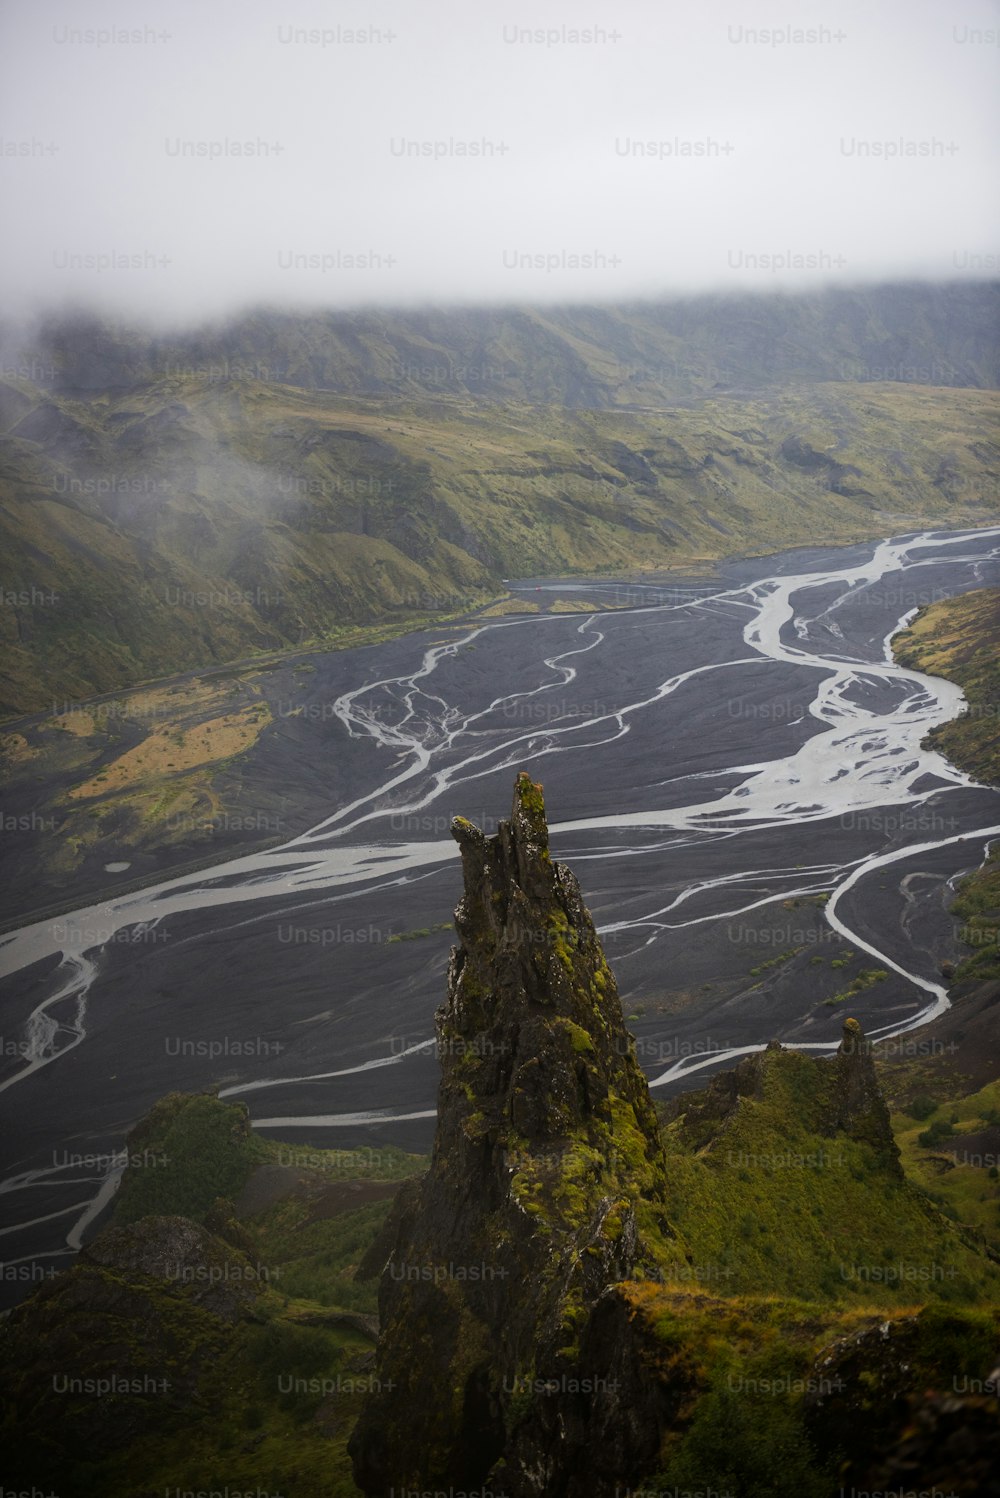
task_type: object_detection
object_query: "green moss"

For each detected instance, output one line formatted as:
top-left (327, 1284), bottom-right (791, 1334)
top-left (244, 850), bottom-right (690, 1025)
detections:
top-left (601, 1204), bottom-right (626, 1242)
top-left (556, 1018), bottom-right (596, 1056)
top-left (514, 774), bottom-right (545, 811)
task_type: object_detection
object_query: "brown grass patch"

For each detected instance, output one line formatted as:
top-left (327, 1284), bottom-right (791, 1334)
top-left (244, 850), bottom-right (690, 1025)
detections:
top-left (68, 702), bottom-right (272, 799)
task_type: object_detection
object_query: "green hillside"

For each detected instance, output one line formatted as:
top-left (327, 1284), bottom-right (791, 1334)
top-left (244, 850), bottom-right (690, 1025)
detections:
top-left (893, 586), bottom-right (1000, 788)
top-left (2, 371), bottom-right (997, 717)
top-left (892, 586), bottom-right (1000, 987)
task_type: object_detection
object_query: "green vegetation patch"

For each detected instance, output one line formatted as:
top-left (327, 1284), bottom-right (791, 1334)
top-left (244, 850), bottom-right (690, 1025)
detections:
top-left (892, 1077), bottom-right (1000, 1254)
top-left (893, 585), bottom-right (1000, 787)
top-left (659, 1048), bottom-right (1000, 1304)
top-left (635, 1288), bottom-right (1000, 1498)
top-left (950, 841), bottom-right (1000, 986)
top-left (113, 1092), bottom-right (269, 1226)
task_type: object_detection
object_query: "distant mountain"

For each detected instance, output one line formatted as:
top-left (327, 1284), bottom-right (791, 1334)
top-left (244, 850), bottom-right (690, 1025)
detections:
top-left (8, 281), bottom-right (1000, 403)
top-left (0, 282), bottom-right (998, 718)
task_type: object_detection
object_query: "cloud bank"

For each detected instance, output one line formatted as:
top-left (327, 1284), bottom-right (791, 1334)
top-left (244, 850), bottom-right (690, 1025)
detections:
top-left (1, 0), bottom-right (998, 324)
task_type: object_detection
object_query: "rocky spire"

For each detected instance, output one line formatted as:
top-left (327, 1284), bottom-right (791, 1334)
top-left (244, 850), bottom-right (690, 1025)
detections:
top-left (830, 1017), bottom-right (902, 1173)
top-left (349, 772), bottom-right (683, 1497)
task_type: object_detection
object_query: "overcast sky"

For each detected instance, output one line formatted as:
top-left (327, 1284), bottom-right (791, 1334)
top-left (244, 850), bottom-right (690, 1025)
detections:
top-left (1, 0), bottom-right (997, 325)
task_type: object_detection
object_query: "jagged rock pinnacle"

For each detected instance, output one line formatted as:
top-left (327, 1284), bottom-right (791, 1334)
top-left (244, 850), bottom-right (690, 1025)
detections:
top-left (831, 1016), bottom-right (902, 1173)
top-left (349, 773), bottom-right (683, 1497)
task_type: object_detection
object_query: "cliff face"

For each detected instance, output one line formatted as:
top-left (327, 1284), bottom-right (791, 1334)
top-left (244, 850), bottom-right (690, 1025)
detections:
top-left (349, 772), bottom-right (684, 1496)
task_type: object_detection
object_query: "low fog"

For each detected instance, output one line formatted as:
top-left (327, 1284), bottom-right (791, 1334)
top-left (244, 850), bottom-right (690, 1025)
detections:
top-left (1, 0), bottom-right (998, 327)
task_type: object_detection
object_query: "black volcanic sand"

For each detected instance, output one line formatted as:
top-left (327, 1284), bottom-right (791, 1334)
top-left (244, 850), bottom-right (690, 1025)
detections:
top-left (0, 581), bottom-right (728, 927)
top-left (2, 532), bottom-right (1000, 1304)
top-left (0, 649), bottom-right (407, 928)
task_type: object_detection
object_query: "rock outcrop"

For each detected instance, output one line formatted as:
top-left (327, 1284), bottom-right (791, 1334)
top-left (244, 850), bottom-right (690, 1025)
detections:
top-left (831, 1016), bottom-right (903, 1171)
top-left (0, 1214), bottom-right (269, 1468)
top-left (348, 776), bottom-right (992, 1497)
top-left (664, 1017), bottom-right (902, 1173)
top-left (349, 772), bottom-right (684, 1496)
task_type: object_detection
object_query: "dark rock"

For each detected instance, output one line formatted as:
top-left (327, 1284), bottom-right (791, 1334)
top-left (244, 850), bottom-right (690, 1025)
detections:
top-left (862, 1356), bottom-right (1000, 1498)
top-left (82, 1213), bottom-right (268, 1321)
top-left (0, 1214), bottom-right (264, 1468)
top-left (349, 773), bottom-right (684, 1497)
top-left (780, 435), bottom-right (833, 471)
top-left (831, 1017), bottom-right (903, 1172)
top-left (806, 1321), bottom-right (1000, 1498)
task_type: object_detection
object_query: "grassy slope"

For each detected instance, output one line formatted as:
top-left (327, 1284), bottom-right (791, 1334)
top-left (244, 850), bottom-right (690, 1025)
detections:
top-left (658, 1047), bottom-right (998, 1305)
top-left (891, 587), bottom-right (1000, 986)
top-left (892, 1079), bottom-right (1000, 1256)
top-left (950, 844), bottom-right (1000, 988)
top-left (2, 373), bottom-right (998, 716)
top-left (893, 585), bottom-right (1000, 787)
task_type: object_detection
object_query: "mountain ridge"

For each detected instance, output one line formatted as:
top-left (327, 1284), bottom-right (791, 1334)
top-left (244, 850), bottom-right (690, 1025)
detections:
top-left (2, 280), bottom-right (997, 717)
top-left (2, 370), bottom-right (997, 717)
top-left (8, 281), bottom-right (999, 401)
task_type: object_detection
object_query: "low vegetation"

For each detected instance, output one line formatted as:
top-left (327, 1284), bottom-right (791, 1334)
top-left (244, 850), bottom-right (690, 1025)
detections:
top-left (3, 370), bottom-right (998, 718)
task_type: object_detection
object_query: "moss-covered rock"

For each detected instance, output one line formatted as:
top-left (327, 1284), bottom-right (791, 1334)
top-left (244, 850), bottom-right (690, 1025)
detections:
top-left (349, 773), bottom-right (685, 1495)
